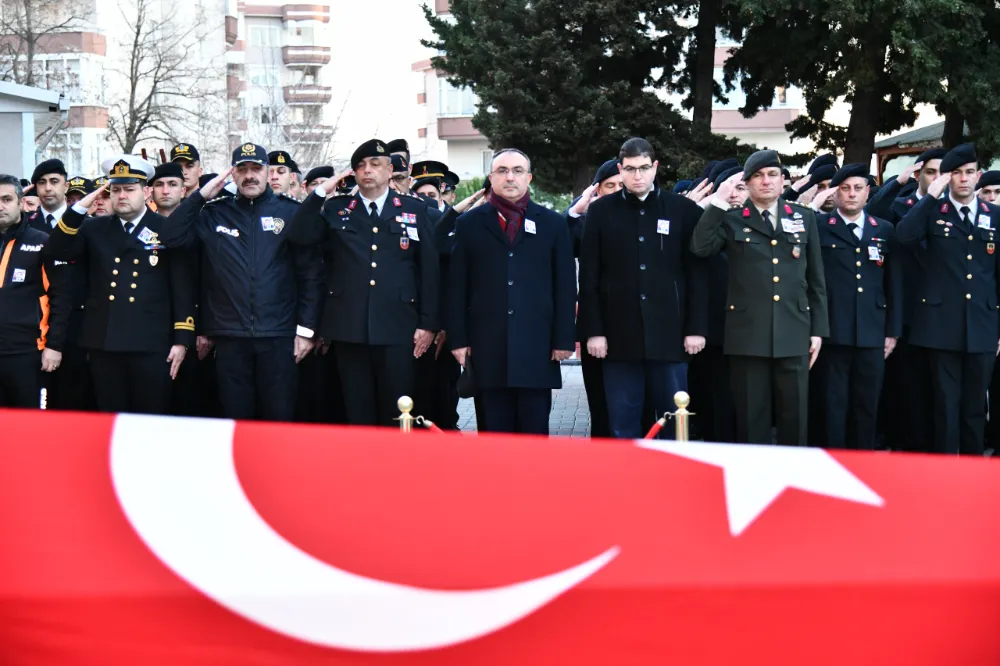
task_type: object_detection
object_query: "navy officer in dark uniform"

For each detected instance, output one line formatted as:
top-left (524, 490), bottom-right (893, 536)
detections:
top-left (287, 139), bottom-right (440, 426)
top-left (46, 155), bottom-right (195, 415)
top-left (811, 164), bottom-right (903, 449)
top-left (897, 143), bottom-right (1000, 455)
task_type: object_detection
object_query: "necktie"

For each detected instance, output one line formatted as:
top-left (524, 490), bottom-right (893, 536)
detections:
top-left (762, 209), bottom-right (773, 229)
top-left (124, 222), bottom-right (134, 235)
top-left (45, 214), bottom-right (54, 228)
top-left (962, 206), bottom-right (971, 228)
top-left (847, 221), bottom-right (860, 240)
top-left (369, 202), bottom-right (378, 218)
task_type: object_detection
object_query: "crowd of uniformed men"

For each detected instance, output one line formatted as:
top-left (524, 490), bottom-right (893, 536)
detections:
top-left (0, 133), bottom-right (996, 453)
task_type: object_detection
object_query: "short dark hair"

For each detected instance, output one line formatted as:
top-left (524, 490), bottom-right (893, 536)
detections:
top-left (619, 137), bottom-right (655, 163)
top-left (0, 174), bottom-right (23, 200)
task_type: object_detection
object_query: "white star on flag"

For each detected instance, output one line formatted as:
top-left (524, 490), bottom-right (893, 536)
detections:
top-left (637, 440), bottom-right (884, 536)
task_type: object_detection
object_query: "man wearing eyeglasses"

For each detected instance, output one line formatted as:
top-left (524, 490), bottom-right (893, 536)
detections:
top-left (448, 148), bottom-right (577, 435)
top-left (691, 149), bottom-right (829, 445)
top-left (578, 137), bottom-right (710, 439)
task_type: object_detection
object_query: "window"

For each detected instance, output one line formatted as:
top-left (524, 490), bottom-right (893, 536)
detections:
top-left (257, 106), bottom-right (275, 124)
top-left (438, 79), bottom-right (478, 116)
top-left (481, 149), bottom-right (493, 176)
top-left (249, 24), bottom-right (281, 47)
top-left (248, 66), bottom-right (278, 88)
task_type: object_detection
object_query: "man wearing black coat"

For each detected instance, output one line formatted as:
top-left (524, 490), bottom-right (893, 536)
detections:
top-left (811, 164), bottom-right (903, 449)
top-left (579, 138), bottom-right (709, 439)
top-left (448, 148), bottom-right (577, 435)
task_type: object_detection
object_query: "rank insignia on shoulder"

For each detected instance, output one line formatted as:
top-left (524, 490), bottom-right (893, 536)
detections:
top-left (742, 208), bottom-right (750, 218)
top-left (348, 199), bottom-right (357, 211)
top-left (941, 203), bottom-right (949, 213)
top-left (870, 219), bottom-right (877, 227)
top-left (393, 197), bottom-right (402, 207)
top-left (783, 204), bottom-right (793, 215)
top-left (907, 199), bottom-right (914, 205)
top-left (982, 202), bottom-right (990, 212)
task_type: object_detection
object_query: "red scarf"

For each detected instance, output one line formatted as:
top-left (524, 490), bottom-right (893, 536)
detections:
top-left (490, 190), bottom-right (530, 244)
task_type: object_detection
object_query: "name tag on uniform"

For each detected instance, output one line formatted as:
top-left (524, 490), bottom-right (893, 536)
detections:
top-left (781, 218), bottom-right (805, 233)
top-left (136, 227), bottom-right (157, 244)
top-left (406, 226), bottom-right (420, 241)
top-left (868, 246), bottom-right (882, 261)
top-left (12, 268), bottom-right (25, 283)
top-left (979, 216), bottom-right (992, 229)
top-left (261, 217), bottom-right (276, 232)
top-left (525, 219), bottom-right (537, 234)
top-left (656, 219), bottom-right (670, 235)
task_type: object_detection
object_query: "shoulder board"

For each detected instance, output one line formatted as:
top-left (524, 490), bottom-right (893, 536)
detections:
top-left (785, 200), bottom-right (810, 210)
top-left (326, 193), bottom-right (353, 200)
top-left (205, 196), bottom-right (229, 205)
top-left (406, 193), bottom-right (423, 200)
top-left (279, 192), bottom-right (301, 203)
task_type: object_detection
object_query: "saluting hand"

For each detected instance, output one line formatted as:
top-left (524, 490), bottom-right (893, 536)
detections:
top-left (167, 345), bottom-right (186, 380)
top-left (570, 183), bottom-right (598, 215)
top-left (809, 336), bottom-right (822, 369)
top-left (791, 174), bottom-right (811, 192)
top-left (75, 181), bottom-right (110, 211)
top-left (897, 161), bottom-right (923, 186)
top-left (927, 173), bottom-right (951, 199)
top-left (710, 172), bottom-right (743, 208)
top-left (809, 185), bottom-right (837, 211)
top-left (686, 179), bottom-right (714, 203)
top-left (198, 167), bottom-right (234, 200)
top-left (323, 169), bottom-right (354, 198)
top-left (455, 188), bottom-right (486, 214)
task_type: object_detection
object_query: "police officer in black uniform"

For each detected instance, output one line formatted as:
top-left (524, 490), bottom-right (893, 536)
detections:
top-left (897, 143), bottom-right (1000, 455)
top-left (812, 164), bottom-right (903, 449)
top-left (288, 139), bottom-right (440, 426)
top-left (46, 155), bottom-right (196, 415)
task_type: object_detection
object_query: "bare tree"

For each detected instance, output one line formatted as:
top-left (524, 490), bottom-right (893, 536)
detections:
top-left (0, 0), bottom-right (90, 86)
top-left (106, 0), bottom-right (226, 154)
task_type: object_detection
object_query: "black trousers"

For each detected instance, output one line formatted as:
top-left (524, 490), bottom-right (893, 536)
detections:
top-left (413, 348), bottom-right (461, 430)
top-left (477, 387), bottom-right (552, 435)
top-left (822, 345), bottom-right (884, 450)
top-left (581, 352), bottom-right (610, 438)
top-left (729, 354), bottom-right (808, 445)
top-left (881, 338), bottom-right (933, 453)
top-left (171, 354), bottom-right (222, 418)
top-left (333, 341), bottom-right (415, 427)
top-left (688, 345), bottom-right (734, 443)
top-left (89, 350), bottom-right (172, 415)
top-left (46, 344), bottom-right (95, 411)
top-left (0, 351), bottom-right (41, 408)
top-left (925, 348), bottom-right (994, 455)
top-left (214, 337), bottom-right (298, 422)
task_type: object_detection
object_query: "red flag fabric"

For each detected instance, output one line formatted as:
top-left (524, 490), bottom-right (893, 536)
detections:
top-left (0, 409), bottom-right (998, 665)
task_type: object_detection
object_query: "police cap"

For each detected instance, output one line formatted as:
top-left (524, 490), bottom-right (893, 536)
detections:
top-left (232, 143), bottom-right (268, 167)
top-left (443, 170), bottom-right (460, 192)
top-left (268, 150), bottom-right (298, 171)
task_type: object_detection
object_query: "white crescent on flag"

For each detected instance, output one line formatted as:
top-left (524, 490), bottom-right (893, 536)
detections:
top-left (109, 414), bottom-right (619, 653)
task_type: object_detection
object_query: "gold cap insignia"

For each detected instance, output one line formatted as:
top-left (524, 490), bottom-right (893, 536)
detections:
top-left (70, 178), bottom-right (83, 186)
top-left (113, 161), bottom-right (130, 176)
top-left (277, 154), bottom-right (286, 164)
top-left (175, 144), bottom-right (190, 154)
top-left (241, 143), bottom-right (256, 156)
top-left (376, 144), bottom-right (385, 154)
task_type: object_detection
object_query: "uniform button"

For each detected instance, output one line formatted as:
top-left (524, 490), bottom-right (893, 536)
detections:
top-left (132, 271), bottom-right (138, 277)
top-left (969, 235), bottom-right (974, 241)
top-left (508, 309), bottom-right (514, 315)
top-left (112, 269), bottom-right (119, 275)
top-left (968, 255), bottom-right (973, 260)
top-left (373, 227), bottom-right (378, 233)
top-left (968, 274), bottom-right (973, 280)
top-left (109, 295), bottom-right (115, 301)
top-left (640, 294), bottom-right (647, 300)
top-left (129, 297), bottom-right (135, 303)
top-left (832, 244), bottom-right (836, 249)
top-left (134, 259), bottom-right (139, 265)
top-left (508, 252), bottom-right (514, 257)
top-left (370, 280), bottom-right (376, 286)
top-left (856, 274), bottom-right (861, 279)
top-left (856, 248), bottom-right (861, 253)
top-left (772, 276), bottom-right (779, 283)
top-left (371, 262), bottom-right (377, 268)
top-left (638, 236), bottom-right (644, 242)
top-left (131, 283), bottom-right (137, 289)
top-left (773, 295), bottom-right (780, 302)
top-left (371, 244), bottom-right (377, 251)
top-left (967, 293), bottom-right (972, 299)
top-left (729, 305), bottom-right (735, 311)
top-left (770, 239), bottom-right (777, 246)
top-left (114, 257), bottom-right (120, 263)
top-left (856, 261), bottom-right (861, 267)
top-left (110, 282), bottom-right (116, 287)
top-left (639, 264), bottom-right (646, 270)
top-left (858, 287), bottom-right (864, 293)
top-left (772, 258), bottom-right (778, 265)
top-left (639, 209), bottom-right (646, 216)
top-left (508, 279), bottom-right (514, 286)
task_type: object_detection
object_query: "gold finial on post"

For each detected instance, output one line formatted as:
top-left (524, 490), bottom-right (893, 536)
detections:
top-left (396, 395), bottom-right (415, 433)
top-left (673, 391), bottom-right (691, 442)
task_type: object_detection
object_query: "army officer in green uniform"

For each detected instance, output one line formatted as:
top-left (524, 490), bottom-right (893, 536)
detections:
top-left (691, 149), bottom-right (829, 445)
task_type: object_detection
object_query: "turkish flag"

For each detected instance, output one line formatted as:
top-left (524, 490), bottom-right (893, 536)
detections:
top-left (0, 409), bottom-right (998, 665)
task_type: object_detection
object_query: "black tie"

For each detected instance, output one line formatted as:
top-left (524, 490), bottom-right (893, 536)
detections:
top-left (847, 221), bottom-right (860, 238)
top-left (761, 209), bottom-right (772, 229)
top-left (124, 222), bottom-right (134, 235)
top-left (961, 206), bottom-right (971, 228)
top-left (369, 202), bottom-right (378, 218)
top-left (45, 214), bottom-right (54, 228)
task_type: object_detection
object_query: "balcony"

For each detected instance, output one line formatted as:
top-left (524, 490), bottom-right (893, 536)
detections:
top-left (282, 4), bottom-right (331, 22)
top-left (225, 16), bottom-right (238, 45)
top-left (437, 117), bottom-right (482, 140)
top-left (227, 75), bottom-right (247, 99)
top-left (281, 45), bottom-right (331, 66)
top-left (282, 84), bottom-right (332, 105)
top-left (284, 124), bottom-right (335, 144)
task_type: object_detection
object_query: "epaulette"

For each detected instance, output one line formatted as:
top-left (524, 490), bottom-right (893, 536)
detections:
top-left (205, 196), bottom-right (229, 205)
top-left (279, 192), bottom-right (301, 204)
top-left (785, 200), bottom-right (810, 211)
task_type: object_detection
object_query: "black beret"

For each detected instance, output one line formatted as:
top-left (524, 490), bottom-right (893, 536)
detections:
top-left (592, 159), bottom-right (620, 185)
top-left (267, 151), bottom-right (298, 171)
top-left (806, 164), bottom-right (838, 189)
top-left (672, 179), bottom-right (693, 194)
top-left (390, 154), bottom-right (409, 174)
top-left (808, 153), bottom-right (838, 174)
top-left (940, 143), bottom-right (978, 173)
top-left (386, 138), bottom-right (410, 155)
top-left (150, 161), bottom-right (184, 184)
top-left (19, 178), bottom-right (29, 188)
top-left (829, 163), bottom-right (870, 188)
top-left (304, 166), bottom-right (333, 184)
top-left (350, 139), bottom-right (390, 169)
top-left (915, 147), bottom-right (947, 166)
top-left (701, 161), bottom-right (719, 179)
top-left (31, 159), bottom-right (67, 185)
top-left (707, 158), bottom-right (740, 185)
top-left (170, 143), bottom-right (200, 162)
top-left (713, 166), bottom-right (743, 191)
top-left (742, 150), bottom-right (782, 181)
top-left (781, 168), bottom-right (791, 180)
top-left (690, 176), bottom-right (707, 191)
top-left (976, 170), bottom-right (1000, 190)
top-left (337, 174), bottom-right (357, 193)
top-left (199, 173), bottom-right (218, 188)
top-left (66, 176), bottom-right (94, 195)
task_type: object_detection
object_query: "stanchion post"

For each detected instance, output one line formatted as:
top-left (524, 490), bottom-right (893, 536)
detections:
top-left (673, 391), bottom-right (691, 442)
top-left (396, 395), bottom-right (415, 433)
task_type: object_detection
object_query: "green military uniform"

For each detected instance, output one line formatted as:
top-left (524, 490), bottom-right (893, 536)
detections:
top-left (691, 151), bottom-right (829, 445)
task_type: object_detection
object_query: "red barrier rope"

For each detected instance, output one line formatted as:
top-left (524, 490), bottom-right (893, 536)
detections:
top-left (643, 417), bottom-right (667, 439)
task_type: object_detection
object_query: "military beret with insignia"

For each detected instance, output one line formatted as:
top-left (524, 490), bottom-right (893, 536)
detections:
top-left (808, 153), bottom-right (839, 174)
top-left (31, 159), bottom-right (67, 185)
top-left (742, 149), bottom-right (782, 181)
top-left (267, 150), bottom-right (298, 172)
top-left (976, 170), bottom-right (1000, 190)
top-left (940, 143), bottom-right (977, 173)
top-left (386, 138), bottom-right (410, 156)
top-left (150, 161), bottom-right (184, 184)
top-left (304, 166), bottom-right (334, 184)
top-left (390, 154), bottom-right (409, 174)
top-left (707, 158), bottom-right (740, 185)
top-left (672, 179), bottom-right (693, 194)
top-left (829, 163), bottom-right (871, 188)
top-left (713, 166), bottom-right (743, 191)
top-left (915, 147), bottom-right (946, 166)
top-left (350, 139), bottom-right (389, 169)
top-left (592, 159), bottom-right (620, 186)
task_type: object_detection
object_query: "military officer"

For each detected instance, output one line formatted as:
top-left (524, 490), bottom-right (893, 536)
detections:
top-left (65, 177), bottom-right (94, 207)
top-left (442, 171), bottom-right (460, 208)
top-left (20, 178), bottom-right (40, 213)
top-left (897, 143), bottom-right (1000, 455)
top-left (149, 162), bottom-right (186, 217)
top-left (268, 150), bottom-right (298, 197)
top-left (287, 139), bottom-right (440, 426)
top-left (25, 159), bottom-right (68, 233)
top-left (809, 164), bottom-right (903, 449)
top-left (691, 149), bottom-right (829, 445)
top-left (89, 176), bottom-right (113, 217)
top-left (304, 166), bottom-right (334, 195)
top-left (782, 153), bottom-right (838, 202)
top-left (411, 160), bottom-right (448, 208)
top-left (170, 143), bottom-right (203, 198)
top-left (977, 171), bottom-right (1000, 204)
top-left (46, 155), bottom-right (195, 415)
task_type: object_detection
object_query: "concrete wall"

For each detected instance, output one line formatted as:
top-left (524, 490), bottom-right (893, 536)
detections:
top-left (0, 114), bottom-right (26, 178)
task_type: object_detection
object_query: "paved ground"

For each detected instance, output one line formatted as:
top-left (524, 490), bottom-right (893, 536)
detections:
top-left (457, 361), bottom-right (591, 437)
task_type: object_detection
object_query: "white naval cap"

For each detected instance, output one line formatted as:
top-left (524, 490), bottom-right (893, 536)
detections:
top-left (101, 154), bottom-right (156, 184)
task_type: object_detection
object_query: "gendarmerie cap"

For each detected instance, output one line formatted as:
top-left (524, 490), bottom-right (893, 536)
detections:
top-left (742, 149), bottom-right (782, 181)
top-left (915, 147), bottom-right (947, 166)
top-left (101, 155), bottom-right (155, 184)
top-left (386, 138), bottom-right (410, 155)
top-left (672, 179), bottom-right (693, 194)
top-left (66, 176), bottom-right (94, 196)
top-left (31, 159), bottom-right (67, 185)
top-left (713, 166), bottom-right (743, 191)
top-left (443, 170), bottom-right (460, 192)
top-left (808, 153), bottom-right (838, 174)
top-left (150, 161), bottom-right (184, 184)
top-left (806, 164), bottom-right (838, 189)
top-left (707, 158), bottom-right (740, 185)
top-left (829, 163), bottom-right (871, 188)
top-left (412, 160), bottom-right (448, 190)
top-left (391, 154), bottom-right (409, 174)
top-left (592, 159), bottom-right (620, 185)
top-left (170, 143), bottom-right (200, 163)
top-left (304, 165), bottom-right (333, 184)
top-left (350, 139), bottom-right (390, 169)
top-left (940, 143), bottom-right (978, 173)
top-left (232, 143), bottom-right (268, 167)
top-left (976, 170), bottom-right (1000, 190)
top-left (267, 150), bottom-right (298, 171)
